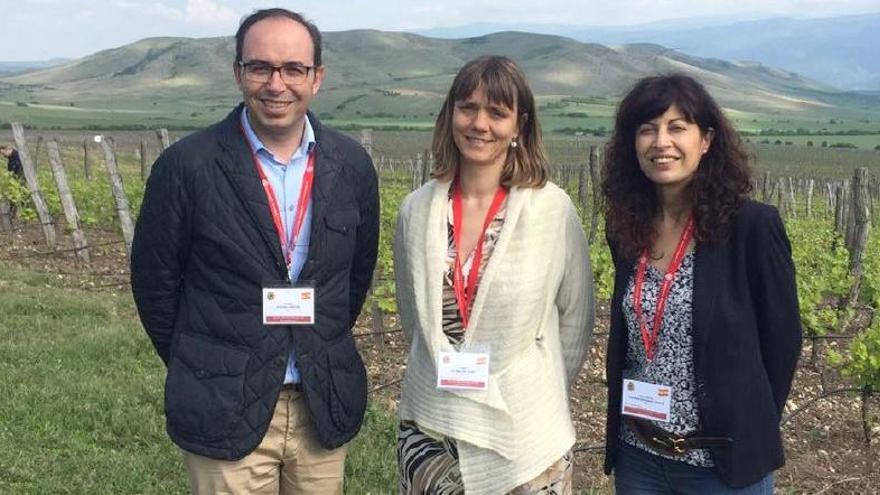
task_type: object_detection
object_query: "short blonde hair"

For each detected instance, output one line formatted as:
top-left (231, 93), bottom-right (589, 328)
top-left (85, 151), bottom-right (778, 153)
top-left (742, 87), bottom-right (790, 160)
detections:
top-left (431, 56), bottom-right (548, 188)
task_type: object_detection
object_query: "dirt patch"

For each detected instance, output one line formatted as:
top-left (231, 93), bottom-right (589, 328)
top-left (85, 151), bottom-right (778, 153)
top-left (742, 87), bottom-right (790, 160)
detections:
top-left (3, 222), bottom-right (878, 494)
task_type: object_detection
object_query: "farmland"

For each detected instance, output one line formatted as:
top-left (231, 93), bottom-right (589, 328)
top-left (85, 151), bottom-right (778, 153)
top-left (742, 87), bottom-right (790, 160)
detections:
top-left (1, 124), bottom-right (879, 493)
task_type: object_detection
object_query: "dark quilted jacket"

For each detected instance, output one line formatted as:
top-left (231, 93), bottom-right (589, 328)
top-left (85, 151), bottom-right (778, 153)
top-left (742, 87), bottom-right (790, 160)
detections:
top-left (130, 105), bottom-right (379, 459)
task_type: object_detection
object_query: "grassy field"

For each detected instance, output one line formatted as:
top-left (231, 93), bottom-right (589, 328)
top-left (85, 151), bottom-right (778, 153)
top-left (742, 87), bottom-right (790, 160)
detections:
top-left (0, 262), bottom-right (397, 494)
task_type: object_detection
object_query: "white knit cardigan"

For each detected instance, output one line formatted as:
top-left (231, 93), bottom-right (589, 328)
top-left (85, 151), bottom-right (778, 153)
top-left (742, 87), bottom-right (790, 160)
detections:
top-left (393, 179), bottom-right (595, 494)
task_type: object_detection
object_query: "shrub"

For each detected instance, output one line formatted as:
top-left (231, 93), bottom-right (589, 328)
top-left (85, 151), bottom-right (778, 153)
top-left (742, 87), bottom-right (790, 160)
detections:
top-left (829, 142), bottom-right (858, 149)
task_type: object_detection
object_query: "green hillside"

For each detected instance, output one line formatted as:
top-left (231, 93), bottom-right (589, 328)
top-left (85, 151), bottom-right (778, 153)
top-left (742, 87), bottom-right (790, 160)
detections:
top-left (2, 30), bottom-right (879, 135)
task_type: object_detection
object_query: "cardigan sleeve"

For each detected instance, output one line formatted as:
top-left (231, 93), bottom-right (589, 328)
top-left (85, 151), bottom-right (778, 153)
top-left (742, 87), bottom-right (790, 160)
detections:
top-left (555, 200), bottom-right (595, 387)
top-left (393, 195), bottom-right (416, 344)
top-left (746, 205), bottom-right (803, 416)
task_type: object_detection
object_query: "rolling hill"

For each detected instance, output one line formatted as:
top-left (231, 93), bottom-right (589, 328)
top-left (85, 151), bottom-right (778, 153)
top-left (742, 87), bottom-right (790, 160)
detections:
top-left (1, 30), bottom-right (878, 130)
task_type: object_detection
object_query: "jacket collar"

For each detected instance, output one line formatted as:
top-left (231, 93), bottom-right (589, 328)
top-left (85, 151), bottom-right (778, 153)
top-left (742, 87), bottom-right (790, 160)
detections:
top-left (213, 104), bottom-right (342, 279)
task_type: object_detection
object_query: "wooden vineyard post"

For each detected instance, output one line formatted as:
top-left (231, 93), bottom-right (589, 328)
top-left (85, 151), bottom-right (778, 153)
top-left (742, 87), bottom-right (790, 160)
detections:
top-left (834, 183), bottom-right (847, 234)
top-left (360, 129), bottom-right (374, 163)
top-left (846, 184), bottom-right (857, 252)
top-left (359, 131), bottom-right (375, 173)
top-left (46, 139), bottom-right (90, 264)
top-left (11, 123), bottom-right (56, 249)
top-left (588, 145), bottom-right (601, 244)
top-left (787, 177), bottom-right (796, 218)
top-left (844, 168), bottom-right (870, 310)
top-left (359, 128), bottom-right (384, 346)
top-left (806, 178), bottom-right (815, 218)
top-left (410, 155), bottom-right (419, 191)
top-left (99, 137), bottom-right (135, 254)
top-left (561, 164), bottom-right (573, 190)
top-left (420, 150), bottom-right (430, 186)
top-left (33, 136), bottom-right (43, 171)
top-left (140, 140), bottom-right (150, 181)
top-left (82, 138), bottom-right (92, 181)
top-left (577, 150), bottom-right (589, 209)
top-left (870, 179), bottom-right (878, 228)
top-left (773, 178), bottom-right (784, 216)
top-left (825, 182), bottom-right (834, 219)
top-left (762, 171), bottom-right (772, 202)
top-left (0, 201), bottom-right (11, 232)
top-left (156, 128), bottom-right (171, 152)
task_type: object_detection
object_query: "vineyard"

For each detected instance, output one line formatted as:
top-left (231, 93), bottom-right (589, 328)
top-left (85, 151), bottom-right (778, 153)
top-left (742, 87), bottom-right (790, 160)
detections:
top-left (1, 124), bottom-right (880, 493)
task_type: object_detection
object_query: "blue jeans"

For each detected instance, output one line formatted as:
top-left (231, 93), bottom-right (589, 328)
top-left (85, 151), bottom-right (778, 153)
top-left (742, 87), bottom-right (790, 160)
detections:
top-left (614, 441), bottom-right (774, 495)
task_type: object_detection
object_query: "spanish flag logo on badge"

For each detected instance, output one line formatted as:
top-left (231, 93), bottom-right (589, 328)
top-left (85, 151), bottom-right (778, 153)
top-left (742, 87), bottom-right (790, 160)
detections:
top-left (658, 388), bottom-right (670, 397)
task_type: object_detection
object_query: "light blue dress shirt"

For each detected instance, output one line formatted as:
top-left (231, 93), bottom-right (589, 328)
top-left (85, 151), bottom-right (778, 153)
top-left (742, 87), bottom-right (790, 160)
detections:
top-left (241, 109), bottom-right (314, 384)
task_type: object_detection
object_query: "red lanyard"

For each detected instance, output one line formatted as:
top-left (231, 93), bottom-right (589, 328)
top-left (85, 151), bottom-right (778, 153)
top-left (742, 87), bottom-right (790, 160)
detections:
top-left (633, 216), bottom-right (695, 362)
top-left (451, 182), bottom-right (508, 329)
top-left (243, 127), bottom-right (315, 270)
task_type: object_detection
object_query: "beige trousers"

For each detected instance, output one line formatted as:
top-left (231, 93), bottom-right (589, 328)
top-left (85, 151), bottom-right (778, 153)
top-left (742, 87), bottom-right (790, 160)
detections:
top-left (183, 387), bottom-right (347, 495)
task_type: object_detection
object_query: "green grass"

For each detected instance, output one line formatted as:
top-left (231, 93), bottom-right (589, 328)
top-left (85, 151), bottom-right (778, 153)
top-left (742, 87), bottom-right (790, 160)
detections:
top-left (345, 407), bottom-right (398, 493)
top-left (0, 266), bottom-right (184, 494)
top-left (0, 262), bottom-right (397, 494)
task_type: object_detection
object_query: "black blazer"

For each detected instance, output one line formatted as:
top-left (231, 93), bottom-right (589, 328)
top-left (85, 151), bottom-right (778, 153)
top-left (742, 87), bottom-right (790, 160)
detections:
top-left (604, 200), bottom-right (802, 488)
top-left (131, 106), bottom-right (379, 459)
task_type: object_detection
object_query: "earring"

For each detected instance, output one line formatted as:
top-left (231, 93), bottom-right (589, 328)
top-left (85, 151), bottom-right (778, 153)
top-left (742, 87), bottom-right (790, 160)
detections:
top-left (510, 138), bottom-right (518, 149)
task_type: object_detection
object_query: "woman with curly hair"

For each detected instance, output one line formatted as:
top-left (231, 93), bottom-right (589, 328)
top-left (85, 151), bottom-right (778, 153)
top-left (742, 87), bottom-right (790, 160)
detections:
top-left (393, 55), bottom-right (594, 494)
top-left (601, 74), bottom-right (802, 494)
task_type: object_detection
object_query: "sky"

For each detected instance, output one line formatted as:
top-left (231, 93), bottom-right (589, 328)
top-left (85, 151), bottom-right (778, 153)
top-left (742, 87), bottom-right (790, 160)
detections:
top-left (2, 0), bottom-right (879, 61)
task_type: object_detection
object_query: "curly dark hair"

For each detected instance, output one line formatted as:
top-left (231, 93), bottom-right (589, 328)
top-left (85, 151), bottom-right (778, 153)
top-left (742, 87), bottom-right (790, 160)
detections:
top-left (602, 74), bottom-right (752, 258)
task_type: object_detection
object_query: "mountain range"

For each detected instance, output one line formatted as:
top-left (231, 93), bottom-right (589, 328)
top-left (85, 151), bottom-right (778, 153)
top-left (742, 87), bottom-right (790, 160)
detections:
top-left (416, 13), bottom-right (880, 91)
top-left (1, 29), bottom-right (878, 129)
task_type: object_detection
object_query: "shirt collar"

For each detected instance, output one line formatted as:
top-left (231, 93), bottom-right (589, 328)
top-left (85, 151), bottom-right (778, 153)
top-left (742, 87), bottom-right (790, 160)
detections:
top-left (240, 107), bottom-right (316, 163)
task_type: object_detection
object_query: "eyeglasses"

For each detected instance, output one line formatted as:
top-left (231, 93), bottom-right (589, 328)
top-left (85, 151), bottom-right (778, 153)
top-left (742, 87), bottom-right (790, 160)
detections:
top-left (238, 61), bottom-right (316, 85)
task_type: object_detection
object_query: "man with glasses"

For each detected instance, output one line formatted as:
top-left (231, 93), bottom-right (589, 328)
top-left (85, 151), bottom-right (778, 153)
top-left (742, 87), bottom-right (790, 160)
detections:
top-left (131, 8), bottom-right (379, 494)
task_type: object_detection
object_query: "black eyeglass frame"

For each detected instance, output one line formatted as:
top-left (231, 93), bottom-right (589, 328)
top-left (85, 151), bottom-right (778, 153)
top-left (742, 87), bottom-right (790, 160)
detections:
top-left (237, 60), bottom-right (318, 84)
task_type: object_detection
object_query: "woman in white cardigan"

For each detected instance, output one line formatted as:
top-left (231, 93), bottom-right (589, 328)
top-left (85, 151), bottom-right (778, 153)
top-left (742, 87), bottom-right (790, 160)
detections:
top-left (393, 55), bottom-right (595, 495)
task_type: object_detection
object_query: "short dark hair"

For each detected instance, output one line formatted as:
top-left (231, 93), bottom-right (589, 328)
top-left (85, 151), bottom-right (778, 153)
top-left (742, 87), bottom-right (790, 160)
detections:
top-left (602, 73), bottom-right (752, 257)
top-left (432, 55), bottom-right (548, 188)
top-left (234, 8), bottom-right (322, 66)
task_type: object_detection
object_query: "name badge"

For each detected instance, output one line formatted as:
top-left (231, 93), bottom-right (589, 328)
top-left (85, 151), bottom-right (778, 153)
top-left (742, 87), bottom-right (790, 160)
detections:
top-left (621, 379), bottom-right (672, 422)
top-left (436, 351), bottom-right (490, 391)
top-left (262, 285), bottom-right (315, 325)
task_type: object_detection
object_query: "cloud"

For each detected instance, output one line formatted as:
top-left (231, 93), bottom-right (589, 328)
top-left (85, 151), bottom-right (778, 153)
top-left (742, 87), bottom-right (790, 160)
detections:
top-left (113, 0), bottom-right (237, 25)
top-left (184, 0), bottom-right (238, 24)
top-left (115, 1), bottom-right (184, 21)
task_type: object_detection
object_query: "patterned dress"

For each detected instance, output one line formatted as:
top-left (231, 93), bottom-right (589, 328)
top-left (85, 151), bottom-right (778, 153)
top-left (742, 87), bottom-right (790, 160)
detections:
top-left (619, 251), bottom-right (713, 467)
top-left (397, 191), bottom-right (574, 494)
